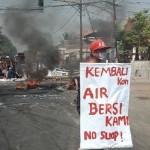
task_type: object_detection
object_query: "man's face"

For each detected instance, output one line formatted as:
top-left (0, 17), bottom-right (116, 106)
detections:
top-left (92, 49), bottom-right (107, 61)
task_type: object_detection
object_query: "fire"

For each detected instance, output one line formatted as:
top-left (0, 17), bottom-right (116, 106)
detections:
top-left (65, 82), bottom-right (72, 87)
top-left (52, 78), bottom-right (57, 81)
top-left (27, 80), bottom-right (40, 89)
top-left (16, 84), bottom-right (23, 89)
top-left (62, 81), bottom-right (75, 90)
top-left (15, 80), bottom-right (40, 89)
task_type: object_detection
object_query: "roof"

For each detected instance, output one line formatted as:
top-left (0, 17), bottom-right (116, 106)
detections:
top-left (83, 31), bottom-right (112, 46)
top-left (124, 21), bottom-right (135, 31)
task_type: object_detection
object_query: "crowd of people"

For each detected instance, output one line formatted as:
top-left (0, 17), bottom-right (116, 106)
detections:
top-left (0, 60), bottom-right (25, 79)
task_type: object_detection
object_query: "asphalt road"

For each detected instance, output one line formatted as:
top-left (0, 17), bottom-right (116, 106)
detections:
top-left (0, 81), bottom-right (80, 150)
top-left (0, 79), bottom-right (150, 150)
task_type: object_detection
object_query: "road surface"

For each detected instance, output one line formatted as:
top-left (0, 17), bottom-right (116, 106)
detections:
top-left (0, 79), bottom-right (150, 150)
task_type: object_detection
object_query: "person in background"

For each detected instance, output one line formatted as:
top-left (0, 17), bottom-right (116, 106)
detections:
top-left (0, 68), bottom-right (5, 78)
top-left (77, 39), bottom-right (110, 150)
top-left (8, 66), bottom-right (16, 79)
top-left (15, 63), bottom-right (23, 78)
top-left (21, 65), bottom-right (27, 79)
top-left (71, 76), bottom-right (80, 106)
top-left (2, 67), bottom-right (7, 77)
top-left (5, 65), bottom-right (10, 79)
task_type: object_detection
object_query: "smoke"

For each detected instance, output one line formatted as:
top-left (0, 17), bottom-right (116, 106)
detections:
top-left (3, 6), bottom-right (60, 79)
top-left (116, 1), bottom-right (126, 20)
top-left (84, 1), bottom-right (127, 46)
top-left (91, 19), bottom-right (112, 37)
top-left (86, 19), bottom-right (112, 46)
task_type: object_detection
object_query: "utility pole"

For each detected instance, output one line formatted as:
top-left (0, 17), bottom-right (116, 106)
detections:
top-left (54, 0), bottom-right (121, 62)
top-left (79, 0), bottom-right (83, 62)
top-left (38, 0), bottom-right (44, 7)
top-left (112, 0), bottom-right (118, 62)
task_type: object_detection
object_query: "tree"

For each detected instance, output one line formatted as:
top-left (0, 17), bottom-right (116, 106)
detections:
top-left (0, 28), bottom-right (17, 58)
top-left (59, 32), bottom-right (73, 45)
top-left (118, 9), bottom-right (150, 60)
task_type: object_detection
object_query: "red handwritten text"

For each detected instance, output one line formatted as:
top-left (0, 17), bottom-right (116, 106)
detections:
top-left (86, 67), bottom-right (128, 78)
top-left (84, 131), bottom-right (97, 140)
top-left (100, 131), bottom-right (119, 141)
top-left (117, 77), bottom-right (129, 85)
top-left (83, 87), bottom-right (108, 99)
top-left (89, 102), bottom-right (122, 115)
top-left (106, 116), bottom-right (129, 126)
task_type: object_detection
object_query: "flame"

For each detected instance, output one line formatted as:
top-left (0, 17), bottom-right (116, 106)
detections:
top-left (52, 77), bottom-right (59, 81)
top-left (16, 84), bottom-right (23, 89)
top-left (15, 80), bottom-right (41, 89)
top-left (65, 82), bottom-right (72, 87)
top-left (27, 80), bottom-right (40, 89)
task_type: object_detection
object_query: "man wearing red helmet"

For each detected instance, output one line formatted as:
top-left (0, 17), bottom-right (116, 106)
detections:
top-left (77, 39), bottom-right (110, 150)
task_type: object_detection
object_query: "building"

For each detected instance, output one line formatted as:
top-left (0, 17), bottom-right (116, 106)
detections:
top-left (83, 31), bottom-right (112, 46)
top-left (124, 21), bottom-right (134, 31)
top-left (58, 29), bottom-right (113, 67)
top-left (58, 30), bottom-right (92, 68)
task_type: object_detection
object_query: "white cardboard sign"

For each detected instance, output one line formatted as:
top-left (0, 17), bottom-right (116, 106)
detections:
top-left (80, 63), bottom-right (133, 149)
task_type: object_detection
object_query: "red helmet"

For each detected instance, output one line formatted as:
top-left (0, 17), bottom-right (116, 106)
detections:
top-left (90, 39), bottom-right (111, 51)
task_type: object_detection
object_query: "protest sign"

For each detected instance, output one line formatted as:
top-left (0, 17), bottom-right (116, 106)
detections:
top-left (80, 63), bottom-right (133, 149)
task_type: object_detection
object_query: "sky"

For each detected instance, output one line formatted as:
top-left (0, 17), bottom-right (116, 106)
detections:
top-left (0, 0), bottom-right (150, 52)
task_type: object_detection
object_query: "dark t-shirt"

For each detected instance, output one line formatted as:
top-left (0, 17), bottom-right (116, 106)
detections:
top-left (0, 72), bottom-right (4, 77)
top-left (8, 67), bottom-right (16, 78)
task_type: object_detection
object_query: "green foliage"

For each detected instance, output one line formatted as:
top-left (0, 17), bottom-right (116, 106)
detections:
top-left (0, 28), bottom-right (17, 57)
top-left (59, 32), bottom-right (73, 45)
top-left (139, 46), bottom-right (148, 52)
top-left (118, 9), bottom-right (150, 54)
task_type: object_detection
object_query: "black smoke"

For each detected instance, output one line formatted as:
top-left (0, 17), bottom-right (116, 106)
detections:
top-left (91, 19), bottom-right (112, 37)
top-left (3, 10), bottom-right (60, 79)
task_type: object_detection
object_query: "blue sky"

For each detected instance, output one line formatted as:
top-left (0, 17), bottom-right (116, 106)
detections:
top-left (0, 0), bottom-right (150, 52)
